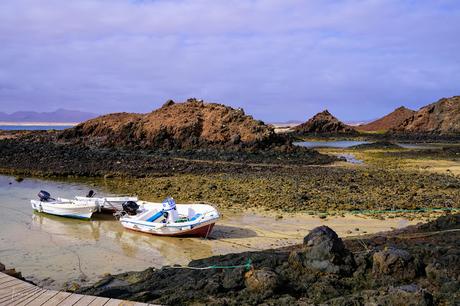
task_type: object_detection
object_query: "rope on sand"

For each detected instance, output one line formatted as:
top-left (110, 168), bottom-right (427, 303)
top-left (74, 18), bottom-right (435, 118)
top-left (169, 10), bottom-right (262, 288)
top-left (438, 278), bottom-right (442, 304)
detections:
top-left (164, 258), bottom-right (252, 271)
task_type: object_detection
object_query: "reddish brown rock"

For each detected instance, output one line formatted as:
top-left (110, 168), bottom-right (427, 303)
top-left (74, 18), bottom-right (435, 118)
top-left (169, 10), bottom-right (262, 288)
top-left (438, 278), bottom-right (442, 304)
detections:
top-left (60, 98), bottom-right (286, 150)
top-left (392, 96), bottom-right (460, 135)
top-left (293, 110), bottom-right (357, 135)
top-left (357, 106), bottom-right (415, 132)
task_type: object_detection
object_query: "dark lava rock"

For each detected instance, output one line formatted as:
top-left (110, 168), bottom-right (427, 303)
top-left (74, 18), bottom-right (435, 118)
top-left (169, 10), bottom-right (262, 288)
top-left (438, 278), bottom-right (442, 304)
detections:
top-left (326, 285), bottom-right (433, 306)
top-left (289, 226), bottom-right (355, 275)
top-left (350, 141), bottom-right (402, 149)
top-left (244, 268), bottom-right (279, 294)
top-left (386, 285), bottom-right (434, 306)
top-left (293, 110), bottom-right (357, 135)
top-left (418, 213), bottom-right (460, 232)
top-left (372, 247), bottom-right (423, 281)
top-left (76, 214), bottom-right (460, 305)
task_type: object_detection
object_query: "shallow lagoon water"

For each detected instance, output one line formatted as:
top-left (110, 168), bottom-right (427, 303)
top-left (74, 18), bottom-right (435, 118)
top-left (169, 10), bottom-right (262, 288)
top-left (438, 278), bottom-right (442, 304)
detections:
top-left (0, 174), bottom-right (419, 289)
top-left (294, 140), bottom-right (369, 148)
top-left (294, 140), bottom-right (444, 149)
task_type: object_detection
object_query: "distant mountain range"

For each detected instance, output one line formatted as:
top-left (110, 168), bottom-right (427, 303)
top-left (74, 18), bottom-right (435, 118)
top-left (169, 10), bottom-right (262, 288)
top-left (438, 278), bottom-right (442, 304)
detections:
top-left (0, 109), bottom-right (99, 123)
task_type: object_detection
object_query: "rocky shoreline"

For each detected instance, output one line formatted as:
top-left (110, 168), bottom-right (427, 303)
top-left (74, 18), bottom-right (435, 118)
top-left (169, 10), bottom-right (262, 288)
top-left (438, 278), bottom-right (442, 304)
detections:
top-left (0, 134), bottom-right (334, 178)
top-left (1, 132), bottom-right (459, 214)
top-left (76, 214), bottom-right (460, 305)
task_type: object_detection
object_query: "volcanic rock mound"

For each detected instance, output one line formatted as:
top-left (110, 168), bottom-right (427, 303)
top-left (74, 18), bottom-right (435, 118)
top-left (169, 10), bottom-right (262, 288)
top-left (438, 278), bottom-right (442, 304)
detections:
top-left (293, 110), bottom-right (357, 135)
top-left (392, 96), bottom-right (460, 135)
top-left (357, 106), bottom-right (415, 132)
top-left (60, 99), bottom-right (287, 150)
top-left (289, 225), bottom-right (356, 276)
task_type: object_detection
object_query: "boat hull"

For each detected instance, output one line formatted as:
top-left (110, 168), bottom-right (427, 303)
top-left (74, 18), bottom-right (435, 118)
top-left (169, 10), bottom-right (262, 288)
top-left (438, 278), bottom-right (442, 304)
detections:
top-left (121, 219), bottom-right (217, 237)
top-left (31, 200), bottom-right (97, 219)
top-left (119, 201), bottom-right (219, 237)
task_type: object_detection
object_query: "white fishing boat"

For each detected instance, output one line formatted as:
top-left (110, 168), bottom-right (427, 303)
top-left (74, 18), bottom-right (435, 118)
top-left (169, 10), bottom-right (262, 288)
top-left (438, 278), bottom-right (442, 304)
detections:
top-left (30, 190), bottom-right (98, 219)
top-left (74, 190), bottom-right (138, 212)
top-left (118, 197), bottom-right (220, 237)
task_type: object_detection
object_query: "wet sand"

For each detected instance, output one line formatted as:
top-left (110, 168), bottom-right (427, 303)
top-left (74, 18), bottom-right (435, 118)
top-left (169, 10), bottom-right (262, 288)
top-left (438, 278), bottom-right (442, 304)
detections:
top-left (0, 174), bottom-right (422, 290)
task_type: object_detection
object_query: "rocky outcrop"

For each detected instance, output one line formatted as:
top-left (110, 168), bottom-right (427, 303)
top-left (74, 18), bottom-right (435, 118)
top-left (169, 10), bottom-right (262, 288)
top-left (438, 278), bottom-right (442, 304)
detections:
top-left (293, 110), bottom-right (357, 135)
top-left (78, 216), bottom-right (460, 305)
top-left (372, 247), bottom-right (423, 281)
top-left (288, 225), bottom-right (355, 275)
top-left (357, 106), bottom-right (415, 132)
top-left (392, 96), bottom-right (460, 135)
top-left (60, 98), bottom-right (287, 151)
top-left (244, 268), bottom-right (279, 293)
top-left (327, 285), bottom-right (434, 306)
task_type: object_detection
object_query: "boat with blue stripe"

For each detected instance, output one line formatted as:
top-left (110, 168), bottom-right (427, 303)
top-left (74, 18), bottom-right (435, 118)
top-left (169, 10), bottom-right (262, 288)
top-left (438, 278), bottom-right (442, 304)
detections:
top-left (117, 197), bottom-right (220, 237)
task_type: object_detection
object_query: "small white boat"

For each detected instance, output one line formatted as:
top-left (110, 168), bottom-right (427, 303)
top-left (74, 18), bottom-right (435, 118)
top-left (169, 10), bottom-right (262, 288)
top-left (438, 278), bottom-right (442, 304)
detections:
top-left (31, 190), bottom-right (98, 219)
top-left (118, 197), bottom-right (220, 237)
top-left (74, 191), bottom-right (138, 212)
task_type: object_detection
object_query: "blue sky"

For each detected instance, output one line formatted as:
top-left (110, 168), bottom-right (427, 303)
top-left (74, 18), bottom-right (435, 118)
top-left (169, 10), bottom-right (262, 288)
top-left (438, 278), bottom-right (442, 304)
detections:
top-left (0, 0), bottom-right (459, 122)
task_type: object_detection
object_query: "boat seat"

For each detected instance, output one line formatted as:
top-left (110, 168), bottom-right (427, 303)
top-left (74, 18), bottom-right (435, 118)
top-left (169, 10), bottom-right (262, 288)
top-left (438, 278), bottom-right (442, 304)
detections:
top-left (188, 213), bottom-right (202, 222)
top-left (146, 211), bottom-right (164, 222)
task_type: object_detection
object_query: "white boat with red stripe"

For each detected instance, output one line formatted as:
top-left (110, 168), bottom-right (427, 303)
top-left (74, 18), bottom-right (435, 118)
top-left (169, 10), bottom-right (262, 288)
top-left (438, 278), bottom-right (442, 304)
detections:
top-left (117, 197), bottom-right (220, 237)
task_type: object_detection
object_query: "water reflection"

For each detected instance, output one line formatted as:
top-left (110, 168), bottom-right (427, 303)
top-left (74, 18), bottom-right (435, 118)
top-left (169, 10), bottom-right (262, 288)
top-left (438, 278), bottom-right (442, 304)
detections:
top-left (0, 175), bottom-right (215, 288)
top-left (0, 174), bottom-right (419, 290)
top-left (294, 140), bottom-right (369, 148)
top-left (32, 213), bottom-right (101, 241)
top-left (30, 211), bottom-right (214, 261)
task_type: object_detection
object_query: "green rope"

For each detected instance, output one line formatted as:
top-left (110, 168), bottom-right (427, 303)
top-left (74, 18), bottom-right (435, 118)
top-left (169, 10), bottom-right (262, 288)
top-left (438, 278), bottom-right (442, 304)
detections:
top-left (207, 258), bottom-right (252, 270)
top-left (349, 207), bottom-right (460, 215)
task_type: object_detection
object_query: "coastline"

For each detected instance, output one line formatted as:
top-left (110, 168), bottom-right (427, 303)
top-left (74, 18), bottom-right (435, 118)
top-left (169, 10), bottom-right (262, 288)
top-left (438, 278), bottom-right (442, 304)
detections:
top-left (0, 129), bottom-right (459, 305)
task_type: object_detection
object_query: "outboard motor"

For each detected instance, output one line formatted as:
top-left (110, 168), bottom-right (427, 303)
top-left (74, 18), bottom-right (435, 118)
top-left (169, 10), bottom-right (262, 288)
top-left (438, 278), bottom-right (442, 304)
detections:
top-left (86, 190), bottom-right (95, 198)
top-left (162, 197), bottom-right (178, 222)
top-left (38, 190), bottom-right (52, 202)
top-left (122, 201), bottom-right (139, 215)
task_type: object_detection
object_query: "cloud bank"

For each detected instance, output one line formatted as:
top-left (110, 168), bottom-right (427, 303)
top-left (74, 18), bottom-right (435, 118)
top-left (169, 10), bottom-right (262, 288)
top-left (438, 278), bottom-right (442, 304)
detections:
top-left (0, 0), bottom-right (459, 121)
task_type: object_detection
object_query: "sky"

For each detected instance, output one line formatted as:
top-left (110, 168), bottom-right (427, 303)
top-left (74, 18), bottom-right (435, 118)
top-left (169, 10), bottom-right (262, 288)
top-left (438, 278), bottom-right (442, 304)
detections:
top-left (0, 0), bottom-right (459, 122)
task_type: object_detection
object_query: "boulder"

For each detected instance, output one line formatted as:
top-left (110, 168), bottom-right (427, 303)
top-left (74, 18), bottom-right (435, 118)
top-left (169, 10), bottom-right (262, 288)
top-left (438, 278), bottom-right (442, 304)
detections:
top-left (244, 268), bottom-right (279, 293)
top-left (3, 268), bottom-right (22, 279)
top-left (372, 247), bottom-right (423, 281)
top-left (288, 226), bottom-right (355, 275)
top-left (386, 285), bottom-right (434, 306)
